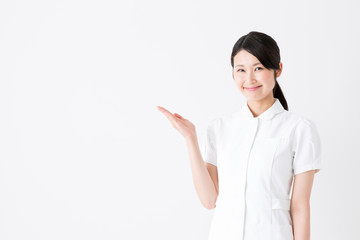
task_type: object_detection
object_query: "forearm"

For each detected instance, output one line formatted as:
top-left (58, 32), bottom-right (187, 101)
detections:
top-left (290, 203), bottom-right (311, 240)
top-left (185, 135), bottom-right (218, 209)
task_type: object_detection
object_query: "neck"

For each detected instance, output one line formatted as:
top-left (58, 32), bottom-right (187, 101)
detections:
top-left (247, 96), bottom-right (276, 118)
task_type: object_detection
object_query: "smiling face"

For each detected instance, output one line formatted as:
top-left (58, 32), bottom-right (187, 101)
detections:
top-left (233, 50), bottom-right (282, 103)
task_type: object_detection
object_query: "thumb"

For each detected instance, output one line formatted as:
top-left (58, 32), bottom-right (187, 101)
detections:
top-left (174, 113), bottom-right (183, 119)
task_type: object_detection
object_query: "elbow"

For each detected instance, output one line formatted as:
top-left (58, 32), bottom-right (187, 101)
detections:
top-left (290, 200), bottom-right (310, 213)
top-left (203, 202), bottom-right (216, 210)
top-left (203, 197), bottom-right (217, 210)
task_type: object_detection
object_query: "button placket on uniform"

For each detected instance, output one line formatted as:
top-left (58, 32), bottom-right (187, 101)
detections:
top-left (242, 117), bottom-right (259, 239)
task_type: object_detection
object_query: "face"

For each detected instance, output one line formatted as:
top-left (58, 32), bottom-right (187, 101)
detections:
top-left (233, 50), bottom-right (282, 103)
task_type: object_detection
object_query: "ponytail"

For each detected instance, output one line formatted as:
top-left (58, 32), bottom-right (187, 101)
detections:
top-left (273, 80), bottom-right (288, 111)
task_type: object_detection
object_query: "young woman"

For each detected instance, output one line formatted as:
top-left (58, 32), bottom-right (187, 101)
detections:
top-left (157, 31), bottom-right (322, 240)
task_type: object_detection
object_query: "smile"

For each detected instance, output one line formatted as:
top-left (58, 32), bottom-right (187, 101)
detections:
top-left (244, 85), bottom-right (262, 91)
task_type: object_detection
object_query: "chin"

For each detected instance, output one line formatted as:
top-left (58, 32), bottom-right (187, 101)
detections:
top-left (244, 94), bottom-right (262, 100)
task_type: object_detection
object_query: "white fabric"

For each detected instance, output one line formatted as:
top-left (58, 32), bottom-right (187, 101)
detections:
top-left (201, 98), bottom-right (322, 240)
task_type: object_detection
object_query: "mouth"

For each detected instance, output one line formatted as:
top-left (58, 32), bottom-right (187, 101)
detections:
top-left (244, 85), bottom-right (262, 91)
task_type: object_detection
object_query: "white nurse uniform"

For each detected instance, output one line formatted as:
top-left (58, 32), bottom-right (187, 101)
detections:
top-left (201, 98), bottom-right (322, 240)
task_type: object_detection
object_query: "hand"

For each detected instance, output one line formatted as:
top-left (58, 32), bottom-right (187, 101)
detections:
top-left (157, 106), bottom-right (196, 140)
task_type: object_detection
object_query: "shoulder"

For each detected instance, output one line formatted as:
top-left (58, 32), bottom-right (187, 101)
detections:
top-left (207, 110), bottom-right (241, 129)
top-left (281, 110), bottom-right (319, 130)
top-left (282, 111), bottom-right (320, 142)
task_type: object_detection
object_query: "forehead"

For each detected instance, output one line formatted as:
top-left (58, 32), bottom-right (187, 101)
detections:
top-left (233, 50), bottom-right (260, 66)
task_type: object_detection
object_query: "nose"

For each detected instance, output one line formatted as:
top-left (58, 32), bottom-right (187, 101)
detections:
top-left (244, 71), bottom-right (257, 84)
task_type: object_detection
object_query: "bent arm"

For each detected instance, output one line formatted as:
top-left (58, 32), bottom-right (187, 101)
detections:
top-left (185, 135), bottom-right (218, 209)
top-left (290, 170), bottom-right (316, 240)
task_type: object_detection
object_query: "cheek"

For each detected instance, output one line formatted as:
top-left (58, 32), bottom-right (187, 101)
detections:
top-left (259, 72), bottom-right (275, 85)
top-left (236, 79), bottom-right (246, 89)
top-left (234, 74), bottom-right (245, 84)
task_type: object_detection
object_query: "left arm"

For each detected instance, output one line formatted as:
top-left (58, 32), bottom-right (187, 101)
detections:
top-left (290, 170), bottom-right (316, 240)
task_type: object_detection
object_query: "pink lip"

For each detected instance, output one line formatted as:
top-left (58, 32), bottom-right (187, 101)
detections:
top-left (244, 86), bottom-right (262, 91)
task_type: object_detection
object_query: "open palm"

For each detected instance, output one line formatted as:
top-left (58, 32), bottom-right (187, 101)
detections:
top-left (157, 106), bottom-right (196, 139)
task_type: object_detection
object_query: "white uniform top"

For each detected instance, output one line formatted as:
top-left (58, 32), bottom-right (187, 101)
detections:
top-left (202, 98), bottom-right (322, 240)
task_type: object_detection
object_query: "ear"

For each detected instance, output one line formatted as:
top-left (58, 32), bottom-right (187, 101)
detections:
top-left (276, 62), bottom-right (283, 78)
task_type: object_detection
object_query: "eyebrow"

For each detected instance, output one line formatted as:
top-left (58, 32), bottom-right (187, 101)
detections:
top-left (235, 62), bottom-right (262, 67)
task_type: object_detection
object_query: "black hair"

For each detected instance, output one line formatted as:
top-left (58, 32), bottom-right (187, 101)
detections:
top-left (230, 31), bottom-right (288, 110)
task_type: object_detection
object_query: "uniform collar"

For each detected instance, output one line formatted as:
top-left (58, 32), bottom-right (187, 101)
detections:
top-left (239, 98), bottom-right (285, 120)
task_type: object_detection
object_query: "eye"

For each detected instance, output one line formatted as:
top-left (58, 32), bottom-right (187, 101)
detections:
top-left (237, 69), bottom-right (245, 72)
top-left (255, 67), bottom-right (263, 71)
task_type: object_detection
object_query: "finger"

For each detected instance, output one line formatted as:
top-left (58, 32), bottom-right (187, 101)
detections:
top-left (157, 106), bottom-right (172, 116)
top-left (174, 113), bottom-right (183, 119)
top-left (157, 106), bottom-right (176, 122)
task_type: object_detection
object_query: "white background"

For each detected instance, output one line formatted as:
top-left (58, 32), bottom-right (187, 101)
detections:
top-left (1, 0), bottom-right (359, 239)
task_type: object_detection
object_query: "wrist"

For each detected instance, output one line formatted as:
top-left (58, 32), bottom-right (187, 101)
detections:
top-left (185, 134), bottom-right (197, 144)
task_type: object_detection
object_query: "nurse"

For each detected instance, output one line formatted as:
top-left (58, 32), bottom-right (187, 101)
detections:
top-left (157, 31), bottom-right (322, 240)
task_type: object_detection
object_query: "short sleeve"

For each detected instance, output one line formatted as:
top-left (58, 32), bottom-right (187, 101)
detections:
top-left (201, 119), bottom-right (219, 166)
top-left (292, 118), bottom-right (322, 175)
